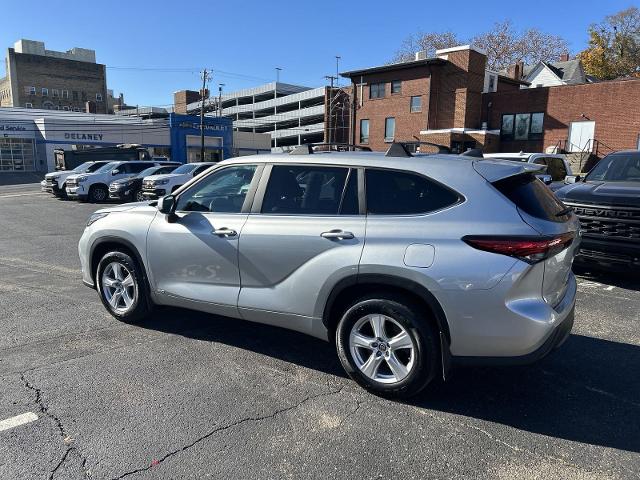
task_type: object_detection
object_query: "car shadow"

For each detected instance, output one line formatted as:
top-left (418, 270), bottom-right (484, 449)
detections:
top-left (139, 307), bottom-right (640, 454)
top-left (574, 266), bottom-right (640, 291)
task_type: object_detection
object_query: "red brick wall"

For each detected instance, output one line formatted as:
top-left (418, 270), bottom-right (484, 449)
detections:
top-left (352, 66), bottom-right (431, 151)
top-left (483, 79), bottom-right (640, 153)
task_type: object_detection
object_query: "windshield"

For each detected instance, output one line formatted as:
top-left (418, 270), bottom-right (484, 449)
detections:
top-left (586, 153), bottom-right (640, 182)
top-left (73, 162), bottom-right (93, 173)
top-left (136, 166), bottom-right (162, 178)
top-left (93, 162), bottom-right (118, 174)
top-left (172, 164), bottom-right (198, 175)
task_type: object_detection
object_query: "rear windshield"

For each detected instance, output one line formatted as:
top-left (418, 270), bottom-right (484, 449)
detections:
top-left (492, 174), bottom-right (570, 222)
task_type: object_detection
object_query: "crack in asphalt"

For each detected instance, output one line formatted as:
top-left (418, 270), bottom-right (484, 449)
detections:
top-left (20, 372), bottom-right (91, 480)
top-left (111, 387), bottom-right (345, 480)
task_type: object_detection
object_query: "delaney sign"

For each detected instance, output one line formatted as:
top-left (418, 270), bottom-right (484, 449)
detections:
top-left (64, 132), bottom-right (104, 141)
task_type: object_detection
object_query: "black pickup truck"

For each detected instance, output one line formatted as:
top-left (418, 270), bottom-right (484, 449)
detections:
top-left (555, 150), bottom-right (640, 270)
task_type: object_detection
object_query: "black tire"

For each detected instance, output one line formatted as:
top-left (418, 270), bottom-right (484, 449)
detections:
top-left (335, 293), bottom-right (439, 398)
top-left (96, 250), bottom-right (152, 324)
top-left (88, 184), bottom-right (108, 203)
top-left (134, 189), bottom-right (145, 202)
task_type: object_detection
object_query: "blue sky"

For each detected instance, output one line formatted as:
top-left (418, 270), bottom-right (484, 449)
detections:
top-left (0, 0), bottom-right (633, 107)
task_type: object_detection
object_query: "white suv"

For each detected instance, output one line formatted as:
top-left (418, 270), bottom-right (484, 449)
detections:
top-left (41, 161), bottom-right (111, 198)
top-left (66, 160), bottom-right (165, 202)
top-left (141, 162), bottom-right (215, 199)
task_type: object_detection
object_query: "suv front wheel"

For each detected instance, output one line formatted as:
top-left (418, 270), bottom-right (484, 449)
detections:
top-left (96, 250), bottom-right (151, 323)
top-left (88, 184), bottom-right (108, 203)
top-left (336, 294), bottom-right (438, 398)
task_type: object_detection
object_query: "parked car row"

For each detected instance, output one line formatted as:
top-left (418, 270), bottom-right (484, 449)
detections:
top-left (41, 160), bottom-right (215, 203)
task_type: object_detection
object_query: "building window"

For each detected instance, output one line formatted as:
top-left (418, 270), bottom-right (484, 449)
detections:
top-left (81, 91), bottom-right (87, 101)
top-left (72, 91), bottom-right (78, 100)
top-left (384, 117), bottom-right (395, 142)
top-left (42, 88), bottom-right (48, 97)
top-left (62, 90), bottom-right (69, 99)
top-left (410, 96), bottom-right (422, 113)
top-left (360, 119), bottom-right (370, 144)
top-left (25, 103), bottom-right (33, 108)
top-left (24, 86), bottom-right (36, 95)
top-left (391, 80), bottom-right (401, 94)
top-left (500, 113), bottom-right (544, 141)
top-left (369, 82), bottom-right (385, 99)
top-left (96, 93), bottom-right (103, 102)
top-left (52, 89), bottom-right (59, 97)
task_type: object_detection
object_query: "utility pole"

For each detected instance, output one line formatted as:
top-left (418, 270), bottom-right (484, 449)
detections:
top-left (218, 83), bottom-right (225, 118)
top-left (324, 75), bottom-right (337, 145)
top-left (200, 69), bottom-right (209, 162)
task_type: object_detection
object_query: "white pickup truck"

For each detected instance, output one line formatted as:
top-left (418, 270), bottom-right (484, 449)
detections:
top-left (41, 161), bottom-right (111, 198)
top-left (141, 162), bottom-right (215, 199)
top-left (65, 160), bottom-right (166, 202)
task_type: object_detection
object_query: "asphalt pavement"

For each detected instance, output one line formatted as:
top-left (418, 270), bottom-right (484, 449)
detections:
top-left (0, 185), bottom-right (638, 479)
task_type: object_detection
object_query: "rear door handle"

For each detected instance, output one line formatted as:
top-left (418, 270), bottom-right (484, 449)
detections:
top-left (321, 229), bottom-right (354, 240)
top-left (213, 227), bottom-right (237, 237)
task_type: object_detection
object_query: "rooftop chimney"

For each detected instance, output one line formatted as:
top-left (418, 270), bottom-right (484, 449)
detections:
top-left (506, 61), bottom-right (525, 80)
top-left (558, 53), bottom-right (570, 62)
top-left (415, 51), bottom-right (427, 61)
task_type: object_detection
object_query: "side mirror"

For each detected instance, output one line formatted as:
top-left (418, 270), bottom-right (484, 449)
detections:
top-left (537, 174), bottom-right (553, 185)
top-left (564, 175), bottom-right (581, 184)
top-left (112, 169), bottom-right (120, 176)
top-left (157, 194), bottom-right (176, 214)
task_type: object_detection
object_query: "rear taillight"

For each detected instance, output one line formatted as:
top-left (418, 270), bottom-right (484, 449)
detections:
top-left (463, 233), bottom-right (575, 264)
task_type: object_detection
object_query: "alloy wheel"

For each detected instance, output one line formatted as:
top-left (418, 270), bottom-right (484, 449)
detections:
top-left (349, 314), bottom-right (416, 384)
top-left (101, 261), bottom-right (137, 314)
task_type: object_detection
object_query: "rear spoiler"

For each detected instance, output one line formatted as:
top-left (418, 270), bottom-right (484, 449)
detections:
top-left (472, 159), bottom-right (546, 183)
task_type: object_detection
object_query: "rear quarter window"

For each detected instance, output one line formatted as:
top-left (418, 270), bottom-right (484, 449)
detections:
top-left (365, 169), bottom-right (460, 215)
top-left (492, 173), bottom-right (570, 222)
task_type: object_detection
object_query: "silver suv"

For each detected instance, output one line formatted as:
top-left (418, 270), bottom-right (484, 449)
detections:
top-left (79, 146), bottom-right (580, 398)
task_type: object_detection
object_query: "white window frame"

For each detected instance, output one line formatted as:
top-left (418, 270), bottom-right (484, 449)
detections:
top-left (52, 89), bottom-right (59, 97)
top-left (384, 117), bottom-right (395, 142)
top-left (96, 93), bottom-right (103, 101)
top-left (410, 96), bottom-right (422, 113)
top-left (61, 90), bottom-right (69, 99)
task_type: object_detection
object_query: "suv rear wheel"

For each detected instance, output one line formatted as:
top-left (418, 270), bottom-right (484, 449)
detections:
top-left (336, 293), bottom-right (438, 398)
top-left (134, 189), bottom-right (145, 202)
top-left (89, 184), bottom-right (108, 203)
top-left (96, 251), bottom-right (151, 323)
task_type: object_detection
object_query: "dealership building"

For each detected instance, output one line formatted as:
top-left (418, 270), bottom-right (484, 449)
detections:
top-left (0, 108), bottom-right (270, 173)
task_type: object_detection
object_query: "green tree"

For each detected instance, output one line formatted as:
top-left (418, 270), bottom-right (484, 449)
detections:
top-left (579, 7), bottom-right (640, 80)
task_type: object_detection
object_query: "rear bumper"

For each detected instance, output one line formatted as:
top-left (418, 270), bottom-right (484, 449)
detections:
top-left (575, 236), bottom-right (640, 270)
top-left (452, 304), bottom-right (574, 366)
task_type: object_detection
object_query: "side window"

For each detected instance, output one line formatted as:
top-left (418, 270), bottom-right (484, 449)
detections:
top-left (176, 165), bottom-right (257, 213)
top-left (193, 165), bottom-right (211, 176)
top-left (261, 166), bottom-right (353, 215)
top-left (365, 169), bottom-right (460, 215)
top-left (545, 157), bottom-right (568, 181)
top-left (126, 163), bottom-right (152, 174)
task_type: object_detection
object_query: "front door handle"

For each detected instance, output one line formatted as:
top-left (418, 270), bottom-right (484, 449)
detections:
top-left (213, 227), bottom-right (237, 237)
top-left (321, 229), bottom-right (354, 240)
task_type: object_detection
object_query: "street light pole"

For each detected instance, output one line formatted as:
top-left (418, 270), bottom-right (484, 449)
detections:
top-left (218, 83), bottom-right (224, 118)
top-left (200, 69), bottom-right (209, 162)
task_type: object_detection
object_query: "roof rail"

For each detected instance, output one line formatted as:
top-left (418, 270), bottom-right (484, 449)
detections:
top-left (385, 141), bottom-right (452, 157)
top-left (288, 143), bottom-right (372, 155)
top-left (460, 148), bottom-right (484, 158)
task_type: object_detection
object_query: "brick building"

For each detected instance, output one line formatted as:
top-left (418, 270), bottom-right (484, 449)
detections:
top-left (0, 39), bottom-right (108, 114)
top-left (341, 45), bottom-right (640, 169)
top-left (482, 77), bottom-right (640, 168)
top-left (341, 45), bottom-right (524, 153)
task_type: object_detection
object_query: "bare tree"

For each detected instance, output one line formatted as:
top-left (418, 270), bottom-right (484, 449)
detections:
top-left (391, 21), bottom-right (570, 71)
top-left (391, 31), bottom-right (462, 63)
top-left (472, 21), bottom-right (570, 70)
